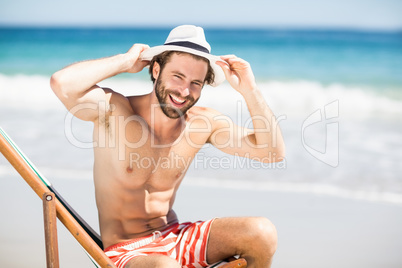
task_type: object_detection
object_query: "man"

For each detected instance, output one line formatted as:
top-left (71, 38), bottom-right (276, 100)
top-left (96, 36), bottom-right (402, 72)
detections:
top-left (51, 25), bottom-right (285, 268)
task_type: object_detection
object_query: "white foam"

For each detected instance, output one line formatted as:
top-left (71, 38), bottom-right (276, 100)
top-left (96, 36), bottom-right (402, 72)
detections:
top-left (1, 74), bottom-right (401, 205)
top-left (2, 74), bottom-right (401, 120)
top-left (0, 74), bottom-right (153, 111)
top-left (200, 80), bottom-right (402, 121)
top-left (0, 74), bottom-right (62, 110)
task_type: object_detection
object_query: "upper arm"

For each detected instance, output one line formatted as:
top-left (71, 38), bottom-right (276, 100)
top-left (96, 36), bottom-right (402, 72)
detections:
top-left (50, 74), bottom-right (112, 122)
top-left (206, 109), bottom-right (255, 157)
top-left (206, 108), bottom-right (280, 163)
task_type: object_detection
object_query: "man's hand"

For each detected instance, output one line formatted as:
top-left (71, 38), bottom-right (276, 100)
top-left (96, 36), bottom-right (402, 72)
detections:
top-left (125, 44), bottom-right (150, 73)
top-left (216, 55), bottom-right (257, 94)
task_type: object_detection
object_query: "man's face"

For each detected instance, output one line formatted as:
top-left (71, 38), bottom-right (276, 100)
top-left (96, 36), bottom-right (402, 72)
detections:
top-left (154, 53), bottom-right (209, 119)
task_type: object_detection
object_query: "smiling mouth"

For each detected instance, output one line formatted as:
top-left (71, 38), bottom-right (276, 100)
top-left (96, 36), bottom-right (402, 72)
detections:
top-left (169, 94), bottom-right (187, 106)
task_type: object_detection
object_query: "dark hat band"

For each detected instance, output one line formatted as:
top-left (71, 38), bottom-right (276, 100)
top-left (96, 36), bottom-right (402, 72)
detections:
top-left (164, 41), bottom-right (210, 54)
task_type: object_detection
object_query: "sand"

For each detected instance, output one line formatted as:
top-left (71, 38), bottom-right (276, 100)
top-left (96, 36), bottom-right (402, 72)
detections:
top-left (1, 170), bottom-right (402, 268)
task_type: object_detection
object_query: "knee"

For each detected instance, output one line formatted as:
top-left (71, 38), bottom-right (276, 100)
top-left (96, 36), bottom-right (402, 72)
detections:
top-left (244, 217), bottom-right (278, 256)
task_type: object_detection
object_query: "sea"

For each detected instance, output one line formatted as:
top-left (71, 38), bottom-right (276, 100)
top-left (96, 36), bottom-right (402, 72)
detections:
top-left (1, 27), bottom-right (402, 206)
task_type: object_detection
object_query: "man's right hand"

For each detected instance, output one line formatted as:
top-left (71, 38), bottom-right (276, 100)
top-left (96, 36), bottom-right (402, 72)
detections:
top-left (125, 44), bottom-right (150, 73)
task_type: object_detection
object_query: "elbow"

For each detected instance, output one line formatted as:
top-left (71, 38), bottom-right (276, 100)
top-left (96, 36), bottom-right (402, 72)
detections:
top-left (273, 147), bottom-right (286, 163)
top-left (50, 72), bottom-right (69, 101)
top-left (273, 142), bottom-right (286, 163)
top-left (50, 72), bottom-right (62, 94)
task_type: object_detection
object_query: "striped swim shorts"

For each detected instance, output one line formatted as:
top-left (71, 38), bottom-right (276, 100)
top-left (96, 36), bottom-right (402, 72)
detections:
top-left (104, 219), bottom-right (215, 268)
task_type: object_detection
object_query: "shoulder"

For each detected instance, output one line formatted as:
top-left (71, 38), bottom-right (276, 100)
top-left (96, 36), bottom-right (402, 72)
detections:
top-left (102, 87), bottom-right (138, 114)
top-left (186, 106), bottom-right (232, 129)
top-left (103, 87), bottom-right (128, 105)
top-left (186, 106), bottom-right (219, 124)
top-left (185, 106), bottom-right (235, 145)
top-left (92, 87), bottom-right (134, 125)
top-left (186, 106), bottom-right (223, 119)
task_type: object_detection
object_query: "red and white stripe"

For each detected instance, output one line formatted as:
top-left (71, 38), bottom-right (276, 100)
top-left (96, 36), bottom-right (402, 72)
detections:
top-left (104, 219), bottom-right (215, 268)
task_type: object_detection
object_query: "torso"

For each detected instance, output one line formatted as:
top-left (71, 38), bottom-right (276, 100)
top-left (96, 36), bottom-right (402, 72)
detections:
top-left (93, 91), bottom-right (213, 248)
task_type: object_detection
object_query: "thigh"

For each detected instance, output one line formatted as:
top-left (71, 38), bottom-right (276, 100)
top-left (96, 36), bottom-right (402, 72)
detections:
top-left (206, 217), bottom-right (274, 264)
top-left (125, 254), bottom-right (180, 268)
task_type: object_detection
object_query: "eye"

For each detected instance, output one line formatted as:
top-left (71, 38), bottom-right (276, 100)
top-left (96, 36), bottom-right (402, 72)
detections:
top-left (193, 81), bottom-right (202, 87)
top-left (192, 81), bottom-right (203, 87)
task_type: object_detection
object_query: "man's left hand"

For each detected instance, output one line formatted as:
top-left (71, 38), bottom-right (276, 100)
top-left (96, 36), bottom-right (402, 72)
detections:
top-left (216, 55), bottom-right (257, 94)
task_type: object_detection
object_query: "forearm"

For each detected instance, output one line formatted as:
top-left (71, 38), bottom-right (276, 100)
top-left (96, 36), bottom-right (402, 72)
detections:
top-left (50, 53), bottom-right (131, 99)
top-left (215, 55), bottom-right (285, 158)
top-left (242, 87), bottom-right (285, 156)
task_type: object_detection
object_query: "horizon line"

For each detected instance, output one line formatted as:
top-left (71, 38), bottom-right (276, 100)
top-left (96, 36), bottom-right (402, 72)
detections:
top-left (1, 23), bottom-right (401, 33)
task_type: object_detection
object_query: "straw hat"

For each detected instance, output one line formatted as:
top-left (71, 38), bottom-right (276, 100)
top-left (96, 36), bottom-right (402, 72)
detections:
top-left (140, 25), bottom-right (225, 87)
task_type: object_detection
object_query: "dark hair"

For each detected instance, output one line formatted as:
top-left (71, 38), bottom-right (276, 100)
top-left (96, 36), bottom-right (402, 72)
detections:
top-left (149, 51), bottom-right (215, 85)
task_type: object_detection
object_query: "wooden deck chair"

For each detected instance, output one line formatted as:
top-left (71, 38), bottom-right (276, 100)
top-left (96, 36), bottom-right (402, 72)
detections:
top-left (0, 126), bottom-right (247, 268)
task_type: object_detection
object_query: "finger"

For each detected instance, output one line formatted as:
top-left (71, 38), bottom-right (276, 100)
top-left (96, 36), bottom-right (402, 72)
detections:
top-left (215, 60), bottom-right (233, 79)
top-left (215, 60), bottom-right (229, 68)
top-left (141, 44), bottom-right (150, 51)
top-left (220, 54), bottom-right (237, 60)
top-left (219, 55), bottom-right (237, 63)
top-left (220, 55), bottom-right (248, 68)
top-left (225, 56), bottom-right (246, 64)
top-left (229, 60), bottom-right (251, 72)
top-left (140, 60), bottom-right (151, 67)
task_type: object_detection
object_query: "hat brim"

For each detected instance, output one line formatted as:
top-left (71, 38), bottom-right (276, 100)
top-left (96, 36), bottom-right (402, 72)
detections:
top-left (140, 45), bottom-right (225, 87)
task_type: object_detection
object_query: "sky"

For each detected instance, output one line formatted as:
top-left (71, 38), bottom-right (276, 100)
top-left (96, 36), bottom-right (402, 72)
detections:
top-left (1, 0), bottom-right (402, 30)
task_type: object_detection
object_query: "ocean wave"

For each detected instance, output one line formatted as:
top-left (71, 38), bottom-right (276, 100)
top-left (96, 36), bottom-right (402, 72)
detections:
top-left (0, 73), bottom-right (153, 111)
top-left (1, 73), bottom-right (401, 121)
top-left (199, 80), bottom-right (402, 124)
top-left (1, 73), bottom-right (401, 209)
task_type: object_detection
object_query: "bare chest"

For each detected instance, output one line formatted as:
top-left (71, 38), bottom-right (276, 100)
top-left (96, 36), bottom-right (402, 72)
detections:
top-left (94, 117), bottom-right (206, 191)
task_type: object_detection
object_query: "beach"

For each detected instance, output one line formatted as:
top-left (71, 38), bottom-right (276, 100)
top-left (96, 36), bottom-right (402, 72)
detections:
top-left (1, 172), bottom-right (402, 268)
top-left (1, 27), bottom-right (402, 267)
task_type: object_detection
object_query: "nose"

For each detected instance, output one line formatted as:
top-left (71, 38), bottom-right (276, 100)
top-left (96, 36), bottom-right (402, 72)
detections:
top-left (178, 86), bottom-right (190, 97)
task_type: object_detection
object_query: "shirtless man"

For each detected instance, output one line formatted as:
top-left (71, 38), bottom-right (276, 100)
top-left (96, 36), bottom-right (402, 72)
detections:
top-left (51, 25), bottom-right (285, 268)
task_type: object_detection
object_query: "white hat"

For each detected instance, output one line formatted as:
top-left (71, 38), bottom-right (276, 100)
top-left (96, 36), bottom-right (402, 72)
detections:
top-left (140, 25), bottom-right (225, 87)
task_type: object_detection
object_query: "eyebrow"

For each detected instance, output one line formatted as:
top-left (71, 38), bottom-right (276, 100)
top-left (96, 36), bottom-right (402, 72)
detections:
top-left (172, 71), bottom-right (204, 84)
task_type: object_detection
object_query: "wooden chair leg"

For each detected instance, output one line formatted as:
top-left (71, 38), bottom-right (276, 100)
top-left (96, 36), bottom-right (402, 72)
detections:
top-left (219, 258), bottom-right (247, 268)
top-left (43, 192), bottom-right (59, 268)
top-left (0, 130), bottom-right (116, 267)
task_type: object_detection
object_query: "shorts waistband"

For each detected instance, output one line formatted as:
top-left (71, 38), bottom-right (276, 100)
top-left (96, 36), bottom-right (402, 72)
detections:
top-left (104, 222), bottom-right (179, 252)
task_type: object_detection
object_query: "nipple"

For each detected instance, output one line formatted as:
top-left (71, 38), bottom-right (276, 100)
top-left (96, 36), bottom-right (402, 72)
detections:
top-left (126, 166), bottom-right (133, 173)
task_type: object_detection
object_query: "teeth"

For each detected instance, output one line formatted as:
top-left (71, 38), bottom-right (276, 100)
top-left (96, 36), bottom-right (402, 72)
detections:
top-left (170, 94), bottom-right (186, 104)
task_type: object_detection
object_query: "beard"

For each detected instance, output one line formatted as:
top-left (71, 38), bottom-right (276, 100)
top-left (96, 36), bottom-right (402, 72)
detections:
top-left (154, 77), bottom-right (200, 119)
